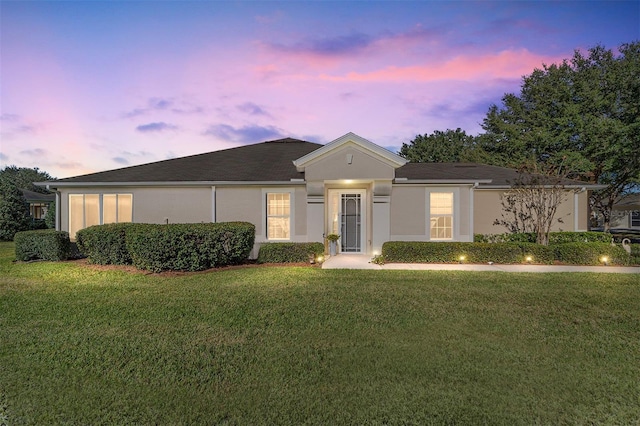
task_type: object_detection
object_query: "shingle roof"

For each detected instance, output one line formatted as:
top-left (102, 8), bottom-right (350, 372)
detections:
top-left (53, 138), bottom-right (322, 183)
top-left (47, 137), bottom-right (593, 187)
top-left (397, 163), bottom-right (590, 187)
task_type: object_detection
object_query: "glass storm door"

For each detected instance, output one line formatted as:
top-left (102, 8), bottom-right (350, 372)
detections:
top-left (328, 190), bottom-right (365, 254)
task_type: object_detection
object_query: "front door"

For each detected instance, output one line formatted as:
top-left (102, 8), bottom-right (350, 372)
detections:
top-left (328, 190), bottom-right (366, 254)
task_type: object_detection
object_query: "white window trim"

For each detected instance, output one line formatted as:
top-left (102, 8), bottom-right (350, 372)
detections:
top-left (262, 188), bottom-right (295, 241)
top-left (426, 188), bottom-right (460, 241)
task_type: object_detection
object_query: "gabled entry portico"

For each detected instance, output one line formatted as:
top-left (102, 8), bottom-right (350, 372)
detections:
top-left (293, 132), bottom-right (408, 255)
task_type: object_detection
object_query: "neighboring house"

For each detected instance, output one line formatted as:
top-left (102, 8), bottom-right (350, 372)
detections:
top-left (39, 132), bottom-right (599, 256)
top-left (609, 193), bottom-right (640, 230)
top-left (20, 189), bottom-right (55, 219)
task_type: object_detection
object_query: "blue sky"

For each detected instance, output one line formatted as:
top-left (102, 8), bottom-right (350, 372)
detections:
top-left (1, 0), bottom-right (638, 178)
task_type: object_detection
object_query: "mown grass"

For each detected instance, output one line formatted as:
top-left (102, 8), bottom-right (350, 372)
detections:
top-left (1, 242), bottom-right (639, 424)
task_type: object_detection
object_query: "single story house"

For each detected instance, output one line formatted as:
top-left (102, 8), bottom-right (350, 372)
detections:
top-left (39, 132), bottom-right (599, 256)
top-left (20, 189), bottom-right (55, 219)
top-left (609, 193), bottom-right (640, 230)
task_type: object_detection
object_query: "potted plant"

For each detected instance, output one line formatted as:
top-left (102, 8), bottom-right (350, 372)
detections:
top-left (326, 233), bottom-right (340, 256)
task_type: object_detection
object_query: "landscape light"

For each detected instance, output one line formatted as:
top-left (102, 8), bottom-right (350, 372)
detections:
top-left (316, 255), bottom-right (324, 263)
top-left (458, 255), bottom-right (466, 264)
top-left (525, 255), bottom-right (533, 263)
top-left (600, 256), bottom-right (609, 266)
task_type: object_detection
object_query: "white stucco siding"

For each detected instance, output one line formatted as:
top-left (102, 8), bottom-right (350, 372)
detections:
top-left (390, 186), bottom-right (426, 236)
top-left (304, 144), bottom-right (396, 181)
top-left (55, 186), bottom-right (213, 235)
top-left (134, 187), bottom-right (213, 224)
top-left (473, 189), bottom-right (588, 235)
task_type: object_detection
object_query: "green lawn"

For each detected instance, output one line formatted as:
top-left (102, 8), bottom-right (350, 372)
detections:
top-left (1, 242), bottom-right (639, 424)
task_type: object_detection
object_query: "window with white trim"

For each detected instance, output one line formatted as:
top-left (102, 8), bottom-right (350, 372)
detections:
top-left (69, 194), bottom-right (132, 239)
top-left (430, 192), bottom-right (453, 240)
top-left (266, 192), bottom-right (291, 240)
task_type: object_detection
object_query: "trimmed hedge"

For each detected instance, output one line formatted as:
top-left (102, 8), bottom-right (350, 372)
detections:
top-left (382, 241), bottom-right (631, 266)
top-left (125, 222), bottom-right (255, 272)
top-left (76, 223), bottom-right (134, 265)
top-left (382, 242), bottom-right (555, 264)
top-left (475, 232), bottom-right (611, 244)
top-left (14, 229), bottom-right (71, 261)
top-left (257, 242), bottom-right (325, 264)
top-left (553, 243), bottom-right (630, 266)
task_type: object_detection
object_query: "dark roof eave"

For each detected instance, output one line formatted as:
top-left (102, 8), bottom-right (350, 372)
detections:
top-left (37, 180), bottom-right (307, 188)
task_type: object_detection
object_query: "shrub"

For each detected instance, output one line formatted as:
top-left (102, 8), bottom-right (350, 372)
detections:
top-left (14, 229), bottom-right (71, 261)
top-left (630, 244), bottom-right (640, 266)
top-left (382, 241), bottom-right (555, 264)
top-left (553, 242), bottom-right (630, 266)
top-left (475, 232), bottom-right (611, 244)
top-left (257, 242), bottom-right (325, 264)
top-left (76, 223), bottom-right (134, 265)
top-left (125, 222), bottom-right (255, 272)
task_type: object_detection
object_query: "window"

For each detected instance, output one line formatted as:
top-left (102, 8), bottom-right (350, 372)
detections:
top-left (632, 211), bottom-right (640, 227)
top-left (103, 194), bottom-right (132, 224)
top-left (430, 192), bottom-right (453, 240)
top-left (69, 194), bottom-right (132, 239)
top-left (267, 192), bottom-right (290, 240)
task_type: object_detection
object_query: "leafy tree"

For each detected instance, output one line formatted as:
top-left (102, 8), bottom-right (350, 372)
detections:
top-left (0, 182), bottom-right (31, 240)
top-left (0, 166), bottom-right (54, 193)
top-left (399, 129), bottom-right (488, 163)
top-left (45, 200), bottom-right (56, 229)
top-left (0, 166), bottom-right (56, 237)
top-left (480, 42), bottom-right (640, 230)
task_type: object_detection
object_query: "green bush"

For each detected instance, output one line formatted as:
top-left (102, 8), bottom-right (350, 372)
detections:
top-left (125, 222), bottom-right (255, 272)
top-left (257, 242), bottom-right (325, 264)
top-left (382, 242), bottom-right (555, 264)
top-left (553, 243), bottom-right (630, 266)
top-left (475, 232), bottom-right (611, 244)
top-left (76, 223), bottom-right (134, 265)
top-left (630, 244), bottom-right (640, 266)
top-left (14, 229), bottom-right (71, 261)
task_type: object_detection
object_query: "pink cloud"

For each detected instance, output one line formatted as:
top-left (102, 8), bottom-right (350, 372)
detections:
top-left (319, 49), bottom-right (564, 83)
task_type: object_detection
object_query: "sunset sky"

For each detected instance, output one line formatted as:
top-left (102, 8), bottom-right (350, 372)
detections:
top-left (1, 1), bottom-right (638, 179)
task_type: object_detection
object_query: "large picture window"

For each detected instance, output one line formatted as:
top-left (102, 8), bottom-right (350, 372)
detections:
top-left (430, 192), bottom-right (453, 240)
top-left (266, 192), bottom-right (290, 240)
top-left (631, 211), bottom-right (640, 227)
top-left (69, 194), bottom-right (132, 239)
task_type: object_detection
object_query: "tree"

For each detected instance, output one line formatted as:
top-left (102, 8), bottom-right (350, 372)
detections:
top-left (0, 182), bottom-right (31, 241)
top-left (481, 42), bottom-right (640, 230)
top-left (399, 129), bottom-right (487, 163)
top-left (493, 162), bottom-right (576, 245)
top-left (0, 166), bottom-right (56, 238)
top-left (0, 166), bottom-right (54, 193)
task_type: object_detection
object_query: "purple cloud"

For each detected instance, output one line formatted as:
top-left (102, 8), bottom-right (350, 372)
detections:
top-left (19, 148), bottom-right (47, 157)
top-left (112, 157), bottom-right (129, 165)
top-left (237, 102), bottom-right (271, 117)
top-left (270, 32), bottom-right (373, 56)
top-left (204, 124), bottom-right (285, 143)
top-left (136, 122), bottom-right (178, 133)
top-left (0, 113), bottom-right (20, 122)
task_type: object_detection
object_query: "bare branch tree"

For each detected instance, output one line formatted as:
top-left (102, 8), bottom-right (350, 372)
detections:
top-left (494, 162), bottom-right (577, 245)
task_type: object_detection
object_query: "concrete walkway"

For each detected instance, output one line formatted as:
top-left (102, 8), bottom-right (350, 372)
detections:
top-left (322, 254), bottom-right (640, 274)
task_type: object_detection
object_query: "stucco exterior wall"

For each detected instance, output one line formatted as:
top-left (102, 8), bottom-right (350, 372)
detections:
top-left (56, 186), bottom-right (214, 234)
top-left (473, 189), bottom-right (587, 235)
top-left (390, 186), bottom-right (426, 236)
top-left (389, 185), bottom-right (473, 242)
top-left (304, 144), bottom-right (395, 181)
